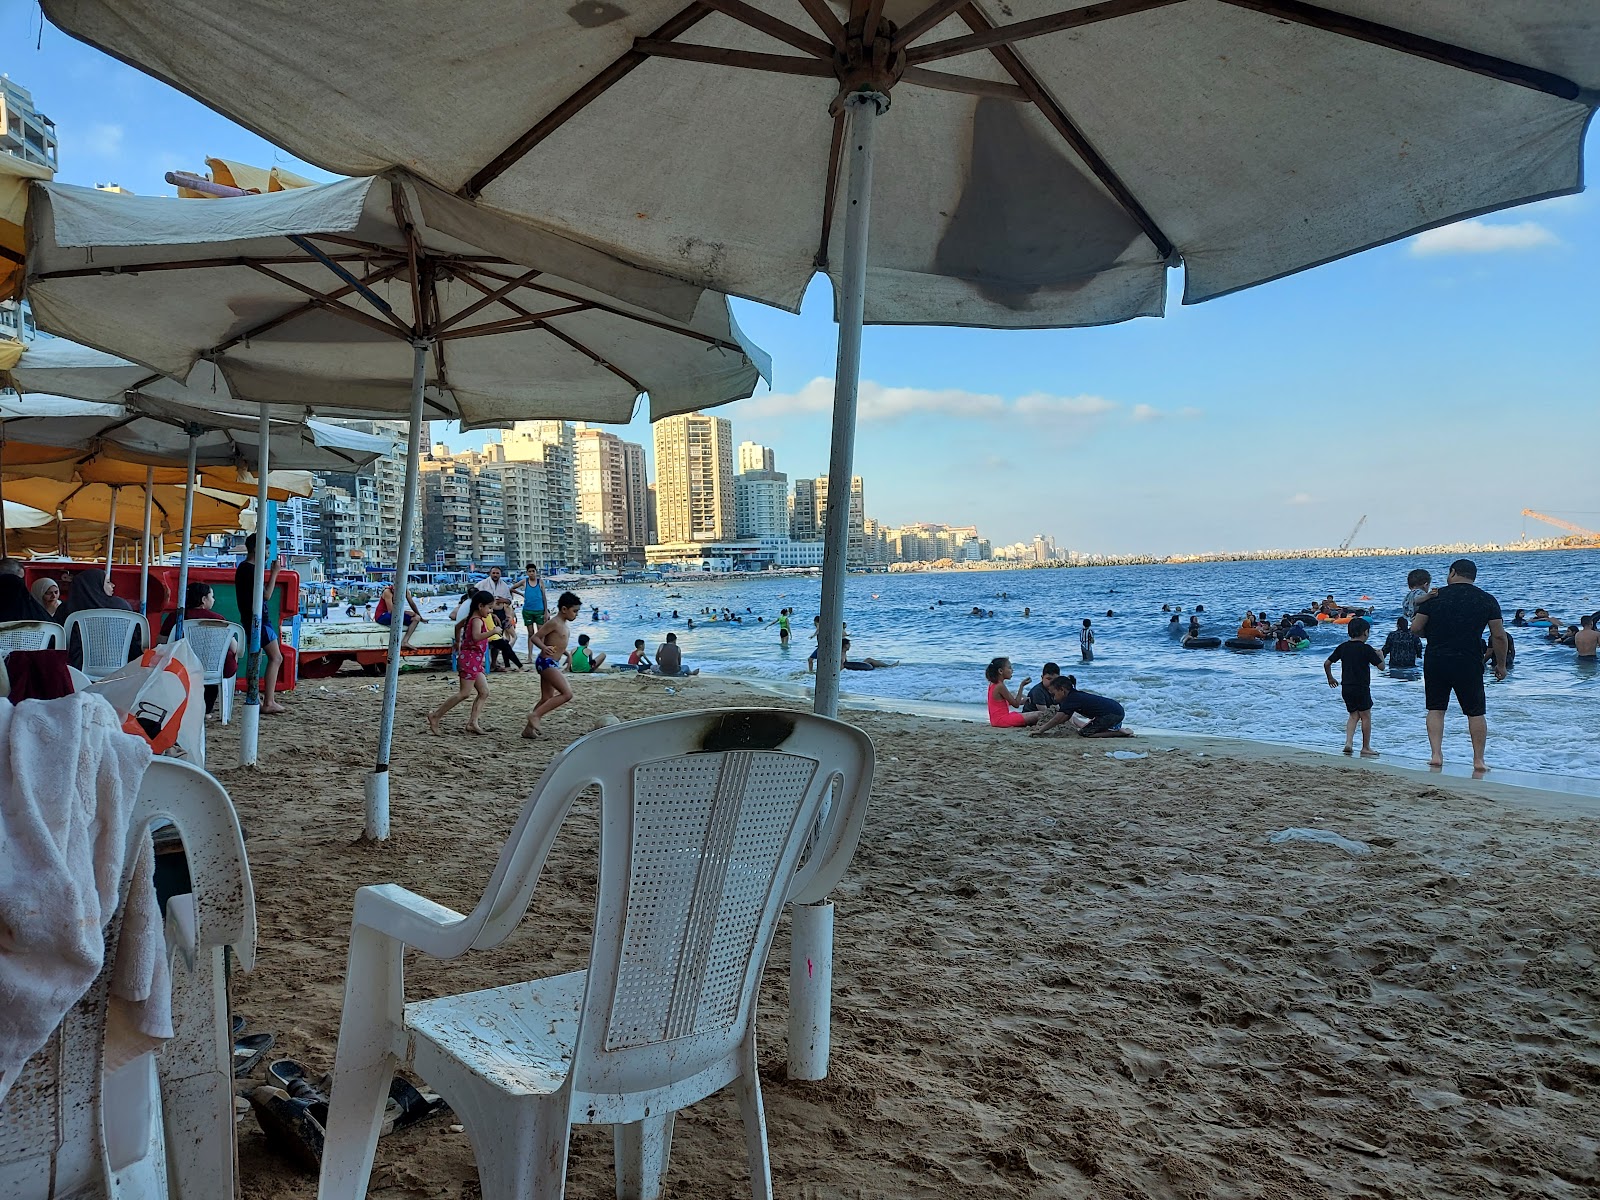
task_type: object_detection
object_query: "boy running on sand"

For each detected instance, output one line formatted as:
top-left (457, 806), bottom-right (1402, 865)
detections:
top-left (1325, 616), bottom-right (1385, 757)
top-left (523, 591), bottom-right (579, 739)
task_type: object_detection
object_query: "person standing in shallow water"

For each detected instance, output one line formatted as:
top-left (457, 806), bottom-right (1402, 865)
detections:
top-left (1410, 559), bottom-right (1507, 775)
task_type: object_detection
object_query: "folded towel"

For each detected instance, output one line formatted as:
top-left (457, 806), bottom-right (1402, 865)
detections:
top-left (104, 837), bottom-right (174, 1071)
top-left (0, 693), bottom-right (153, 1101)
top-left (4, 649), bottom-right (74, 704)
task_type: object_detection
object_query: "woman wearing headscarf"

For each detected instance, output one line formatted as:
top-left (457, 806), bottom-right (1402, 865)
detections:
top-left (57, 568), bottom-right (140, 668)
top-left (0, 573), bottom-right (52, 623)
top-left (29, 577), bottom-right (61, 618)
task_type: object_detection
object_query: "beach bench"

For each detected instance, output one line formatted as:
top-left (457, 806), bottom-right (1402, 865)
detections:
top-left (317, 709), bottom-right (874, 1200)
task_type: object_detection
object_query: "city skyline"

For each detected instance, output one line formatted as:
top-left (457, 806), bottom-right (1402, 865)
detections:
top-left (2, 22), bottom-right (1596, 555)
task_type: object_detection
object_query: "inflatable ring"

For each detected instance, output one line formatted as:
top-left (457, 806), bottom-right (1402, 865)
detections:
top-left (1317, 614), bottom-right (1355, 625)
top-left (1182, 636), bottom-right (1222, 649)
top-left (1224, 637), bottom-right (1265, 650)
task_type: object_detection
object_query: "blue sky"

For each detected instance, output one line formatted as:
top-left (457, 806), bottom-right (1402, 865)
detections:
top-left (6, 7), bottom-right (1597, 554)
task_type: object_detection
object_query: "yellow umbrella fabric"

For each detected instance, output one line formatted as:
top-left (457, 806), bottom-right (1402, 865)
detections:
top-left (1, 154), bottom-right (52, 302)
top-left (1, 476), bottom-right (247, 536)
top-left (175, 157), bottom-right (313, 198)
top-left (0, 442), bottom-right (312, 499)
top-left (0, 340), bottom-right (22, 371)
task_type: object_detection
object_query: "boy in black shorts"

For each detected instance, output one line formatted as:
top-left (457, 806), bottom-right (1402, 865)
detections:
top-left (1325, 616), bottom-right (1384, 758)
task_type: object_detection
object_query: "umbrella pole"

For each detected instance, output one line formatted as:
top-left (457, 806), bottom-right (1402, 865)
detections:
top-left (239, 402), bottom-right (273, 767)
top-left (793, 89), bottom-right (887, 1083)
top-left (139, 465), bottom-right (155, 615)
top-left (364, 338), bottom-right (428, 842)
top-left (105, 488), bottom-right (119, 566)
top-left (174, 430), bottom-right (198, 639)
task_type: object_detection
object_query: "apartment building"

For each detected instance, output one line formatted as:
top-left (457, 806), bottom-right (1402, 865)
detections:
top-left (652, 411), bottom-right (734, 543)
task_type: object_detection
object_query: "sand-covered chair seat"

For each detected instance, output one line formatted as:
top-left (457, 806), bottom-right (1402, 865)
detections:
top-left (317, 709), bottom-right (874, 1200)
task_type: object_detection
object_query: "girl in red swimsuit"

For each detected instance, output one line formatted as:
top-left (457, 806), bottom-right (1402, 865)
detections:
top-left (427, 590), bottom-right (493, 735)
top-left (986, 657), bottom-right (1044, 728)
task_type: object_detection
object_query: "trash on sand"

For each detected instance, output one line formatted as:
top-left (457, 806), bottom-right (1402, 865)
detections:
top-left (1268, 827), bottom-right (1372, 856)
top-left (1106, 750), bottom-right (1148, 760)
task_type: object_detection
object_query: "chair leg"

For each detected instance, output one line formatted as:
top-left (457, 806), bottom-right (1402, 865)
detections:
top-left (736, 1040), bottom-right (773, 1200)
top-left (613, 1112), bottom-right (675, 1200)
top-left (318, 929), bottom-right (404, 1200)
top-left (438, 1071), bottom-right (571, 1200)
top-left (219, 681), bottom-right (232, 726)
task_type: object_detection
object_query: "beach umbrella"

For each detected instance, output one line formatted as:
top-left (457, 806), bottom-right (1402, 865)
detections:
top-left (0, 476), bottom-right (248, 557)
top-left (38, 0), bottom-right (1599, 1083)
top-left (1, 153), bottom-right (52, 303)
top-left (24, 168), bottom-right (769, 827)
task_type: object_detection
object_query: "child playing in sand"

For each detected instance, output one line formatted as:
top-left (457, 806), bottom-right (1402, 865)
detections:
top-left (985, 657), bottom-right (1044, 728)
top-left (1402, 568), bottom-right (1436, 620)
top-left (523, 591), bottom-right (579, 739)
top-left (627, 638), bottom-right (652, 672)
top-left (1325, 616), bottom-right (1385, 757)
top-left (568, 633), bottom-right (607, 673)
top-left (428, 590), bottom-right (492, 736)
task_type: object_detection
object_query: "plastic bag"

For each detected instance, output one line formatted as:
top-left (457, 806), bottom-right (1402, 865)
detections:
top-left (87, 639), bottom-right (205, 762)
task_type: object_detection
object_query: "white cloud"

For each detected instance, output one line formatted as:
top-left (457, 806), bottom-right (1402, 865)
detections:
top-left (1409, 219), bottom-right (1558, 257)
top-left (1129, 403), bottom-right (1204, 423)
top-left (738, 378), bottom-right (1117, 425)
top-left (81, 123), bottom-right (125, 159)
top-left (1287, 492), bottom-right (1314, 506)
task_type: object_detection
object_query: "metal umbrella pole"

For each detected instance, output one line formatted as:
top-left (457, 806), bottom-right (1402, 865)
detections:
top-left (104, 486), bottom-right (119, 566)
top-left (173, 427), bottom-right (199, 638)
top-left (791, 89), bottom-right (886, 1082)
top-left (364, 337), bottom-right (428, 842)
top-left (138, 464), bottom-right (155, 614)
top-left (238, 400), bottom-right (272, 767)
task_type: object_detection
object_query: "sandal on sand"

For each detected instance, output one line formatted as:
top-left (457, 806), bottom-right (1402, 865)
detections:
top-left (248, 1085), bottom-right (325, 1174)
top-left (232, 1032), bottom-right (275, 1078)
top-left (387, 1076), bottom-right (451, 1133)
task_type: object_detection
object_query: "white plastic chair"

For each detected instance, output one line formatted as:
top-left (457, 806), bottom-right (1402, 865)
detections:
top-left (64, 610), bottom-right (151, 681)
top-left (0, 756), bottom-right (256, 1200)
top-left (0, 620), bottom-right (63, 656)
top-left (178, 620), bottom-right (244, 725)
top-left (318, 709), bottom-right (875, 1200)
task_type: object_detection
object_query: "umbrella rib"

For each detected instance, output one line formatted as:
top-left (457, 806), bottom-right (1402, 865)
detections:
top-left (907, 0), bottom-right (1184, 64)
top-left (1217, 0), bottom-right (1582, 100)
top-left (243, 262), bottom-right (414, 339)
top-left (633, 41), bottom-right (836, 78)
top-left (463, 2), bottom-right (713, 198)
top-left (462, 264), bottom-right (743, 351)
top-left (32, 254), bottom-right (371, 282)
top-left (437, 305), bottom-right (593, 341)
top-left (900, 68), bottom-right (1028, 101)
top-left (541, 324), bottom-right (646, 393)
top-left (890, 0), bottom-right (972, 51)
top-left (962, 8), bottom-right (1175, 261)
top-left (814, 108), bottom-right (847, 269)
top-left (447, 270), bottom-right (643, 389)
top-left (213, 261), bottom-right (410, 354)
top-left (793, 0), bottom-right (847, 51)
top-left (699, 0), bottom-right (833, 58)
top-left (434, 266), bottom-right (546, 333)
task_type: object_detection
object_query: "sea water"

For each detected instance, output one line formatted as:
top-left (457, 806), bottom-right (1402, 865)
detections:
top-left (560, 549), bottom-right (1599, 780)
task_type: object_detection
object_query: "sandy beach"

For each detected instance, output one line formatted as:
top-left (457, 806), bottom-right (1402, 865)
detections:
top-left (209, 670), bottom-right (1600, 1199)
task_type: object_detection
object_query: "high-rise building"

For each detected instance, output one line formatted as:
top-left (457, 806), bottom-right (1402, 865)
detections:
top-left (734, 469), bottom-right (789, 539)
top-left (1, 77), bottom-right (59, 170)
top-left (481, 449), bottom-right (557, 571)
top-left (574, 426), bottom-right (645, 565)
top-left (319, 422), bottom-right (424, 572)
top-left (816, 475), bottom-right (866, 566)
top-left (622, 440), bottom-right (648, 559)
top-left (789, 477), bottom-right (820, 542)
top-left (652, 412), bottom-right (734, 543)
top-left (418, 452), bottom-right (504, 569)
top-left (499, 421), bottom-right (578, 566)
top-left (737, 441), bottom-right (775, 474)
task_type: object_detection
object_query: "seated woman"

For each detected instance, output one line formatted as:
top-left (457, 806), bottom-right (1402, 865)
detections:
top-left (159, 582), bottom-right (240, 716)
top-left (29, 577), bottom-right (62, 620)
top-left (0, 573), bottom-right (52, 623)
top-left (56, 568), bottom-right (140, 668)
top-left (1032, 675), bottom-right (1132, 738)
top-left (374, 581), bottom-right (426, 648)
top-left (985, 657), bottom-right (1044, 728)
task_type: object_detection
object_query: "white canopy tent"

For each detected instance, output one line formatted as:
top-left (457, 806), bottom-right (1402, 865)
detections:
top-left (39, 0), bottom-right (1598, 1086)
top-left (25, 168), bottom-right (769, 830)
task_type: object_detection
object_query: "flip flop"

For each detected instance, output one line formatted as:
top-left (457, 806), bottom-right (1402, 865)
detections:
top-left (386, 1076), bottom-right (451, 1133)
top-left (232, 1032), bottom-right (275, 1078)
top-left (248, 1085), bottom-right (324, 1175)
top-left (232, 1014), bottom-right (246, 1037)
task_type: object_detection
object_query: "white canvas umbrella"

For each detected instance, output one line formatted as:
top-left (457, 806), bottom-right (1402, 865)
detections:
top-left (42, 0), bottom-right (1597, 1083)
top-left (25, 169), bottom-right (769, 831)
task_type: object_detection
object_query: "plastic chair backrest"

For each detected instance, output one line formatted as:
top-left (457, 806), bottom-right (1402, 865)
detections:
top-left (63, 610), bottom-right (150, 680)
top-left (441, 710), bottom-right (873, 1101)
top-left (179, 621), bottom-right (241, 686)
top-left (0, 756), bottom-right (254, 1200)
top-left (0, 620), bottom-right (62, 656)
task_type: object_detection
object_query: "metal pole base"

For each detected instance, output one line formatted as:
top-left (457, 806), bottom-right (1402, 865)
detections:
top-left (363, 770), bottom-right (390, 843)
top-left (787, 901), bottom-right (835, 1080)
top-left (236, 705), bottom-right (260, 768)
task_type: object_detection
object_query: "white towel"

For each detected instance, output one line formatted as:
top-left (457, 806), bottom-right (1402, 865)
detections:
top-left (104, 837), bottom-right (174, 1071)
top-left (0, 692), bottom-right (153, 1102)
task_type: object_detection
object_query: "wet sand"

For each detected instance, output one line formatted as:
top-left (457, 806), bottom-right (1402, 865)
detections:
top-left (211, 669), bottom-right (1600, 1198)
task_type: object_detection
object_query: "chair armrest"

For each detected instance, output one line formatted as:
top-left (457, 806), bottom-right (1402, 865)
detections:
top-left (350, 883), bottom-right (479, 960)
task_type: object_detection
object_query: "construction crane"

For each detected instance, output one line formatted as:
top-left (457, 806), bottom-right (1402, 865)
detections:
top-left (1522, 509), bottom-right (1600, 545)
top-left (1339, 515), bottom-right (1367, 552)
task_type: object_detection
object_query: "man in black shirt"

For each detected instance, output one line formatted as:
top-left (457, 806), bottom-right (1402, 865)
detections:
top-left (1411, 559), bottom-right (1506, 774)
top-left (1382, 617), bottom-right (1422, 671)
